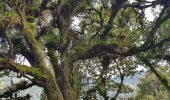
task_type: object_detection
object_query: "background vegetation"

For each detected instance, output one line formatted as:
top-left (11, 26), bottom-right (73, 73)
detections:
top-left (0, 0), bottom-right (170, 99)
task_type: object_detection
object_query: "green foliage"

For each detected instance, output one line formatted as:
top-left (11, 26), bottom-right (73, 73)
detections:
top-left (42, 32), bottom-right (59, 48)
top-left (0, 0), bottom-right (170, 99)
top-left (26, 16), bottom-right (35, 23)
top-left (112, 6), bottom-right (144, 48)
top-left (24, 22), bottom-right (36, 38)
top-left (27, 0), bottom-right (41, 11)
top-left (106, 80), bottom-right (134, 93)
top-left (156, 19), bottom-right (170, 41)
top-left (40, 89), bottom-right (47, 100)
top-left (70, 63), bottom-right (81, 99)
top-left (0, 11), bottom-right (18, 27)
top-left (135, 71), bottom-right (170, 100)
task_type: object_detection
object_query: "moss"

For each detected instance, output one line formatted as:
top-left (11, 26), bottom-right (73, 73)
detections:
top-left (4, 11), bottom-right (18, 21)
top-left (31, 0), bottom-right (41, 10)
top-left (60, 31), bottom-right (68, 49)
top-left (0, 11), bottom-right (18, 26)
top-left (40, 89), bottom-right (47, 100)
top-left (70, 63), bottom-right (81, 99)
top-left (15, 64), bottom-right (48, 79)
top-left (0, 57), bottom-right (47, 79)
top-left (21, 20), bottom-right (46, 69)
top-left (23, 21), bottom-right (41, 48)
top-left (25, 22), bottom-right (36, 33)
top-left (26, 16), bottom-right (35, 23)
top-left (68, 46), bottom-right (88, 61)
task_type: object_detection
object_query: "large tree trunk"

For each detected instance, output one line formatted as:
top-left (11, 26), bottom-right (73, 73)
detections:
top-left (57, 60), bottom-right (77, 100)
top-left (16, 9), bottom-right (65, 99)
top-left (47, 49), bottom-right (77, 100)
top-left (14, 1), bottom-right (78, 99)
top-left (41, 74), bottom-right (64, 100)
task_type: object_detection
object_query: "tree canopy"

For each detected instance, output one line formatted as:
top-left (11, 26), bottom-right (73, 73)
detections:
top-left (0, 0), bottom-right (170, 100)
top-left (135, 70), bottom-right (170, 100)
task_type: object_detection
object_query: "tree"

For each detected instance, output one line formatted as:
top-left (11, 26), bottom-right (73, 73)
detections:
top-left (135, 70), bottom-right (170, 100)
top-left (0, 0), bottom-right (170, 100)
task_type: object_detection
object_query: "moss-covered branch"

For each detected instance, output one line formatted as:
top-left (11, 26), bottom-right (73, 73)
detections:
top-left (14, 1), bottom-right (64, 99)
top-left (75, 44), bottom-right (120, 61)
top-left (0, 57), bottom-right (47, 79)
top-left (47, 49), bottom-right (76, 100)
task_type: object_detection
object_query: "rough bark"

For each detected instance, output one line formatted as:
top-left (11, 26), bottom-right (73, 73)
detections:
top-left (42, 75), bottom-right (64, 100)
top-left (55, 67), bottom-right (76, 100)
top-left (48, 50), bottom-right (76, 100)
top-left (13, 3), bottom-right (64, 99)
top-left (22, 21), bottom-right (64, 100)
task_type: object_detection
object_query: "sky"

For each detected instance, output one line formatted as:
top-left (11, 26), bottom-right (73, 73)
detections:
top-left (72, 0), bottom-right (160, 29)
top-left (0, 0), bottom-right (161, 99)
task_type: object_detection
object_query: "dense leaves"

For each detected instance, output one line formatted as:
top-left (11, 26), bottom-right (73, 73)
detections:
top-left (0, 0), bottom-right (170, 100)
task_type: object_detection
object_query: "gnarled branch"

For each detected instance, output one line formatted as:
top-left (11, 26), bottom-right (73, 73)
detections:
top-left (0, 57), bottom-right (47, 80)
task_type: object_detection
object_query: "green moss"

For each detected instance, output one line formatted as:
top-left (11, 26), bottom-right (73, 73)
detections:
top-left (0, 57), bottom-right (47, 79)
top-left (25, 22), bottom-right (36, 32)
top-left (70, 63), bottom-right (81, 99)
top-left (15, 64), bottom-right (48, 79)
top-left (40, 89), bottom-right (47, 100)
top-left (26, 16), bottom-right (35, 23)
top-left (68, 46), bottom-right (88, 61)
top-left (0, 11), bottom-right (18, 26)
top-left (31, 0), bottom-right (41, 10)
top-left (24, 22), bottom-right (37, 41)
top-left (4, 11), bottom-right (17, 20)
top-left (60, 31), bottom-right (68, 49)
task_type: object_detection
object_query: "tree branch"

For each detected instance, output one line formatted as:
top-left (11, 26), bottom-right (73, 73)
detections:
top-left (122, 37), bottom-right (170, 57)
top-left (141, 58), bottom-right (170, 92)
top-left (111, 60), bottom-right (124, 100)
top-left (142, 6), bottom-right (168, 46)
top-left (100, 0), bottom-right (127, 39)
top-left (155, 55), bottom-right (170, 62)
top-left (77, 36), bottom-right (170, 61)
top-left (0, 57), bottom-right (47, 79)
top-left (123, 0), bottom-right (159, 9)
top-left (77, 44), bottom-right (120, 61)
top-left (0, 80), bottom-right (36, 98)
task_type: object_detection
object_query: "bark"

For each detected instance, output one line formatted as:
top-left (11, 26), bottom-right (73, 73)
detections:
top-left (47, 5), bottom-right (78, 96)
top-left (42, 75), bottom-right (64, 100)
top-left (22, 22), bottom-right (64, 99)
top-left (13, 3), bottom-right (64, 99)
top-left (52, 54), bottom-right (76, 100)
top-left (48, 50), bottom-right (76, 100)
top-left (55, 67), bottom-right (76, 100)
